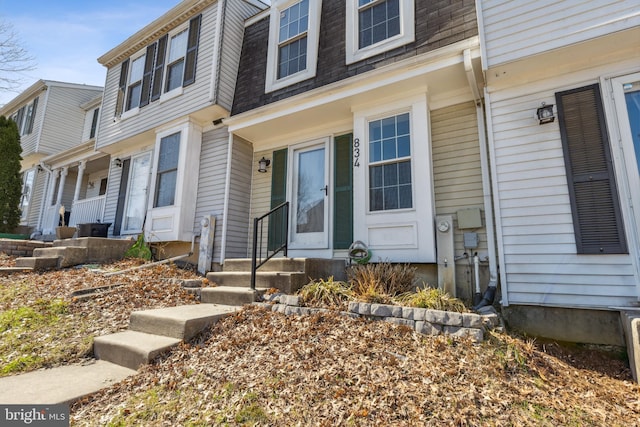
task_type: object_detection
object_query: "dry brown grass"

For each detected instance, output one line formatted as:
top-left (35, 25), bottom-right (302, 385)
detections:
top-left (71, 307), bottom-right (640, 426)
top-left (347, 262), bottom-right (418, 302)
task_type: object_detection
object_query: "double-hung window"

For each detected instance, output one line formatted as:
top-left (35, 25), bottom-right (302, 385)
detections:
top-left (10, 98), bottom-right (38, 136)
top-left (115, 14), bottom-right (201, 117)
top-left (166, 29), bottom-right (189, 92)
top-left (346, 0), bottom-right (414, 64)
top-left (154, 132), bottom-right (181, 208)
top-left (368, 112), bottom-right (412, 211)
top-left (265, 0), bottom-right (322, 93)
top-left (126, 54), bottom-right (145, 111)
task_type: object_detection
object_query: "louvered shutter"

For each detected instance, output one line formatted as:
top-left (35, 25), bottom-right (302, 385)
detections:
top-left (25, 97), bottom-right (38, 134)
top-left (183, 14), bottom-right (202, 87)
top-left (334, 134), bottom-right (353, 249)
top-left (556, 84), bottom-right (627, 254)
top-left (268, 149), bottom-right (288, 251)
top-left (139, 43), bottom-right (157, 107)
top-left (113, 159), bottom-right (131, 236)
top-left (151, 35), bottom-right (168, 101)
top-left (115, 59), bottom-right (129, 116)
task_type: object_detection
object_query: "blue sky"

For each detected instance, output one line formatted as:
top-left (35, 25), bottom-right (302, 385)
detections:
top-left (0, 0), bottom-right (183, 106)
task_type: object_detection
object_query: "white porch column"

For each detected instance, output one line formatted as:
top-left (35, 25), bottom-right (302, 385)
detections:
top-left (56, 167), bottom-right (68, 206)
top-left (47, 169), bottom-right (60, 206)
top-left (72, 160), bottom-right (87, 204)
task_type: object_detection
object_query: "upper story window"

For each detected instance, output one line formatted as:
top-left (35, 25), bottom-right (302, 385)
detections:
top-left (346, 0), bottom-right (414, 65)
top-left (89, 108), bottom-right (99, 139)
top-left (10, 97), bottom-right (38, 136)
top-left (126, 54), bottom-right (145, 111)
top-left (115, 14), bottom-right (202, 117)
top-left (166, 29), bottom-right (189, 92)
top-left (265, 0), bottom-right (322, 93)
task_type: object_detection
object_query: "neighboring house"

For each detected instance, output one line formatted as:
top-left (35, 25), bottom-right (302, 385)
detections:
top-left (95, 0), bottom-right (265, 261)
top-left (0, 80), bottom-right (104, 235)
top-left (477, 0), bottom-right (640, 344)
top-left (227, 0), bottom-right (496, 299)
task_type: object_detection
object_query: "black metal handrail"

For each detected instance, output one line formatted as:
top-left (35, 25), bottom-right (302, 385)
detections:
top-left (251, 201), bottom-right (289, 290)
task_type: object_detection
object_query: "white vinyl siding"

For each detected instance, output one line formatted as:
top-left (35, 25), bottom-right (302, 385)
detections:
top-left (27, 171), bottom-right (46, 227)
top-left (489, 87), bottom-right (637, 308)
top-left (247, 148), bottom-right (275, 258)
top-left (431, 102), bottom-right (487, 258)
top-left (38, 86), bottom-right (103, 156)
top-left (97, 5), bottom-right (218, 150)
top-left (479, 0), bottom-right (640, 67)
top-left (224, 136), bottom-right (253, 258)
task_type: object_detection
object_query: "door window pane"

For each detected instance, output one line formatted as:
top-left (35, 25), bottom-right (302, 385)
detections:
top-left (296, 147), bottom-right (325, 233)
top-left (124, 154), bottom-right (150, 231)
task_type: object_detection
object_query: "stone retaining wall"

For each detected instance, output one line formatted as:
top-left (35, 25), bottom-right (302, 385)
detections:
top-left (257, 294), bottom-right (501, 342)
top-left (0, 239), bottom-right (52, 257)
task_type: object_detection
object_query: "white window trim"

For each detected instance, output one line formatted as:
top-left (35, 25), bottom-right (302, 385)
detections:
top-left (345, 0), bottom-right (415, 65)
top-left (265, 0), bottom-right (323, 93)
top-left (125, 50), bottom-right (146, 112)
top-left (161, 23), bottom-right (190, 96)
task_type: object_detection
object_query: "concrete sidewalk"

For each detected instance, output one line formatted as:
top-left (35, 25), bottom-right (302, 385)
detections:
top-left (0, 360), bottom-right (135, 404)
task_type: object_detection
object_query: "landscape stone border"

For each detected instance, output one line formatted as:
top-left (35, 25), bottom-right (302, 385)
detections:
top-left (256, 293), bottom-right (501, 342)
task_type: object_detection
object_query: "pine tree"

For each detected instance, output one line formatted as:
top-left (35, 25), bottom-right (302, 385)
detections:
top-left (0, 116), bottom-right (23, 233)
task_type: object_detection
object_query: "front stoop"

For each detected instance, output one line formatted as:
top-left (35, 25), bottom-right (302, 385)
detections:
top-left (94, 304), bottom-right (238, 370)
top-left (203, 257), bottom-right (346, 306)
top-left (620, 310), bottom-right (640, 382)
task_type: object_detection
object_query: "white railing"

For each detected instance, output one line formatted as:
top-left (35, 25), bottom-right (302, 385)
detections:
top-left (69, 195), bottom-right (106, 227)
top-left (42, 203), bottom-right (61, 234)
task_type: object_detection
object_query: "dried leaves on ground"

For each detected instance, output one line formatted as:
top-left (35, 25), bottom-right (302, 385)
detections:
top-left (72, 307), bottom-right (640, 426)
top-left (0, 258), bottom-right (199, 375)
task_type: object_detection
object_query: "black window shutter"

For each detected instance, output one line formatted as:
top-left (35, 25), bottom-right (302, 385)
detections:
top-left (151, 35), bottom-right (168, 101)
top-left (183, 14), bottom-right (202, 87)
top-left (90, 108), bottom-right (99, 139)
top-left (26, 97), bottom-right (38, 134)
top-left (139, 43), bottom-right (157, 107)
top-left (113, 159), bottom-right (131, 236)
top-left (556, 84), bottom-right (627, 254)
top-left (334, 134), bottom-right (353, 249)
top-left (116, 59), bottom-right (129, 116)
top-left (268, 148), bottom-right (288, 251)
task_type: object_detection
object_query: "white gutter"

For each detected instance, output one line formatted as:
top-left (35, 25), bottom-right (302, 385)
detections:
top-left (464, 49), bottom-right (498, 292)
top-left (219, 130), bottom-right (234, 264)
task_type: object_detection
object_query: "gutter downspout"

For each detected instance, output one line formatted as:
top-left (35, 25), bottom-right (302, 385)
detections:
top-left (464, 49), bottom-right (498, 308)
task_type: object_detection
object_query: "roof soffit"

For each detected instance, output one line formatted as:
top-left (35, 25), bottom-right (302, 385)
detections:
top-left (98, 0), bottom-right (217, 68)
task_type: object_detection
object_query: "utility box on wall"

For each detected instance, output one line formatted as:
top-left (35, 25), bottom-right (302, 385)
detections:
top-left (457, 208), bottom-right (482, 229)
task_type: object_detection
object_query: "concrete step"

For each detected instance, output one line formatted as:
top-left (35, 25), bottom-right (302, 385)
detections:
top-left (14, 256), bottom-right (60, 270)
top-left (93, 330), bottom-right (181, 370)
top-left (206, 271), bottom-right (309, 294)
top-left (223, 257), bottom-right (307, 273)
top-left (33, 246), bottom-right (88, 267)
top-left (129, 304), bottom-right (238, 340)
top-left (0, 267), bottom-right (34, 275)
top-left (53, 237), bottom-right (134, 263)
top-left (201, 286), bottom-right (266, 306)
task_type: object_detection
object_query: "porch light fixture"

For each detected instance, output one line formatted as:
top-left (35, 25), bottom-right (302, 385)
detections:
top-left (113, 158), bottom-right (123, 168)
top-left (258, 157), bottom-right (271, 173)
top-left (536, 102), bottom-right (555, 125)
